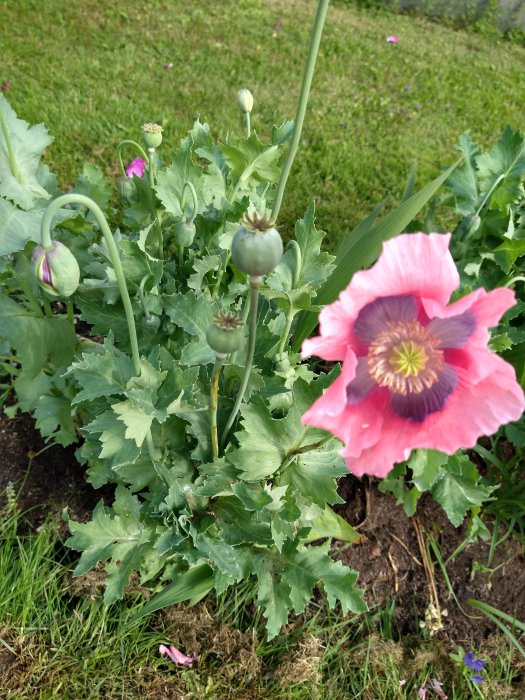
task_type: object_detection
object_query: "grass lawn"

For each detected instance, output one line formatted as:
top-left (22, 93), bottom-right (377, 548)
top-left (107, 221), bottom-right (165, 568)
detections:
top-left (2, 0), bottom-right (525, 246)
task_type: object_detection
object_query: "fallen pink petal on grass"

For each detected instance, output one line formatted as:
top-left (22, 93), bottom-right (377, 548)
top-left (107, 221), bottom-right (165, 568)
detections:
top-left (301, 233), bottom-right (525, 478)
top-left (386, 35), bottom-right (399, 43)
top-left (125, 157), bottom-right (147, 178)
top-left (1, 81), bottom-right (10, 91)
top-left (159, 644), bottom-right (200, 667)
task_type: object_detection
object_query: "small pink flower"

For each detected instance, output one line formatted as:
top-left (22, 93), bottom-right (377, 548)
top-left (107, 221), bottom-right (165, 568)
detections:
top-left (386, 35), bottom-right (399, 43)
top-left (159, 643), bottom-right (200, 667)
top-left (1, 81), bottom-right (10, 91)
top-left (125, 157), bottom-right (147, 178)
top-left (301, 233), bottom-right (524, 478)
top-left (163, 62), bottom-right (173, 69)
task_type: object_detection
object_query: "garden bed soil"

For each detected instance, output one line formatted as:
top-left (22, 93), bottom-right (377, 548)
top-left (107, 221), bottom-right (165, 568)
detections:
top-left (0, 408), bottom-right (524, 645)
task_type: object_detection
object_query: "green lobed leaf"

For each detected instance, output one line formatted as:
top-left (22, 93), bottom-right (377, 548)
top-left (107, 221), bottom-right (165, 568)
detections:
top-left (0, 197), bottom-right (72, 255)
top-left (430, 453), bottom-right (497, 527)
top-left (0, 95), bottom-right (52, 209)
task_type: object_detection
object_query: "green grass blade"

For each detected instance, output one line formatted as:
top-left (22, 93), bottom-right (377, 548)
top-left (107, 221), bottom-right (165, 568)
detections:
top-left (467, 598), bottom-right (525, 659)
top-left (129, 563), bottom-right (214, 623)
top-left (292, 158), bottom-right (461, 351)
top-left (400, 160), bottom-right (418, 203)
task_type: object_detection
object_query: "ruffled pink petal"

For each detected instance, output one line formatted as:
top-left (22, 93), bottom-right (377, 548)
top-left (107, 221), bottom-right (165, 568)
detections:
top-left (302, 299), bottom-right (354, 360)
top-left (302, 348), bottom-right (385, 457)
top-left (341, 358), bottom-right (523, 477)
top-left (424, 287), bottom-right (516, 383)
top-left (341, 234), bottom-right (458, 317)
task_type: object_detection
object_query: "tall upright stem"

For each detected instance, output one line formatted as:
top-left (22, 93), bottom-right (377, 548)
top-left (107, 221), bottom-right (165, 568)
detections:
top-left (41, 194), bottom-right (141, 376)
top-left (271, 0), bottom-right (330, 222)
top-left (221, 279), bottom-right (260, 448)
top-left (210, 355), bottom-right (225, 460)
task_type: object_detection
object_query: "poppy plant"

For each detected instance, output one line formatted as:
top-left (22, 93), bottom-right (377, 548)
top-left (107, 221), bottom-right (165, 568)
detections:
top-left (125, 156), bottom-right (147, 178)
top-left (301, 233), bottom-right (525, 478)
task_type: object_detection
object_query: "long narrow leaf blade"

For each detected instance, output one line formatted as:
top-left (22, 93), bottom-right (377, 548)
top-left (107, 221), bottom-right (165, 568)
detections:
top-left (129, 563), bottom-right (214, 623)
top-left (292, 158), bottom-right (461, 350)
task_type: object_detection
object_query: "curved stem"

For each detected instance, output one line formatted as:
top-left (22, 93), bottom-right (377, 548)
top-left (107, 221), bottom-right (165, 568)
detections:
top-left (210, 355), bottom-right (225, 460)
top-left (40, 193), bottom-right (141, 375)
top-left (117, 139), bottom-right (150, 177)
top-left (504, 276), bottom-right (525, 288)
top-left (0, 109), bottom-right (23, 183)
top-left (277, 308), bottom-right (295, 354)
top-left (221, 279), bottom-right (260, 448)
top-left (271, 0), bottom-right (330, 222)
top-left (287, 240), bottom-right (303, 288)
top-left (475, 173), bottom-right (504, 217)
top-left (181, 180), bottom-right (198, 224)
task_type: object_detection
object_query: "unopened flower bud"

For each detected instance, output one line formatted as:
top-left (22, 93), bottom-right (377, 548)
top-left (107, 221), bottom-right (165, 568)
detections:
top-left (236, 89), bottom-right (254, 114)
top-left (118, 177), bottom-right (137, 201)
top-left (206, 311), bottom-right (244, 355)
top-left (141, 123), bottom-right (164, 149)
top-left (174, 220), bottom-right (196, 247)
top-left (32, 241), bottom-right (80, 298)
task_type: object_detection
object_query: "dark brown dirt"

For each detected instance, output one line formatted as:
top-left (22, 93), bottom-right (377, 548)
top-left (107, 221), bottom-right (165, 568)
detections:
top-left (334, 475), bottom-right (525, 643)
top-left (1, 407), bottom-right (525, 646)
top-left (0, 409), bottom-right (111, 528)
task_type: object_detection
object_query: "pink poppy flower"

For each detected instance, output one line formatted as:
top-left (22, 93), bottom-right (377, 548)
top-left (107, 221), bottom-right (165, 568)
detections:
top-left (125, 157), bottom-right (147, 178)
top-left (301, 233), bottom-right (524, 478)
top-left (159, 643), bottom-right (200, 667)
top-left (386, 35), bottom-right (399, 43)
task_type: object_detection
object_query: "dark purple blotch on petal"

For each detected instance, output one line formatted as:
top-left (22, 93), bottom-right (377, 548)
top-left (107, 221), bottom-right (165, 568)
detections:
top-left (353, 294), bottom-right (418, 344)
top-left (427, 310), bottom-right (476, 349)
top-left (390, 365), bottom-right (457, 422)
top-left (346, 357), bottom-right (375, 404)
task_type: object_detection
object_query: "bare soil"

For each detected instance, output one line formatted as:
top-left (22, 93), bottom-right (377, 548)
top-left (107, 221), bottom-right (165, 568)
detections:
top-left (1, 408), bottom-right (524, 646)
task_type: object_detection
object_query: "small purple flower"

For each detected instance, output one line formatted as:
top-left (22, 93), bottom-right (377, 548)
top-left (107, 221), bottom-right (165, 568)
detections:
top-left (126, 157), bottom-right (147, 178)
top-left (464, 651), bottom-right (485, 672)
top-left (404, 85), bottom-right (412, 93)
top-left (470, 674), bottom-right (485, 684)
top-left (159, 643), bottom-right (199, 668)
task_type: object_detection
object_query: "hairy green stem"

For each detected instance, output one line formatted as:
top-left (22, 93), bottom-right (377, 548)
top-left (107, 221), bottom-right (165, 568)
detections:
top-left (117, 139), bottom-right (149, 177)
top-left (41, 193), bottom-right (141, 375)
top-left (221, 279), bottom-right (260, 448)
top-left (0, 108), bottom-right (23, 183)
top-left (245, 112), bottom-right (251, 139)
top-left (66, 300), bottom-right (74, 324)
top-left (277, 308), bottom-right (296, 354)
top-left (271, 0), bottom-right (329, 221)
top-left (210, 355), bottom-right (225, 460)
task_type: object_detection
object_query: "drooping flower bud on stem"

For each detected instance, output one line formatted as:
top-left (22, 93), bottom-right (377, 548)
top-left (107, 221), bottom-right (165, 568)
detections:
top-left (32, 241), bottom-right (80, 298)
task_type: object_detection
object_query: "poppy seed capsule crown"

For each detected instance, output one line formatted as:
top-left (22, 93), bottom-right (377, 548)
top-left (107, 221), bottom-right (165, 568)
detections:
top-left (231, 211), bottom-right (283, 277)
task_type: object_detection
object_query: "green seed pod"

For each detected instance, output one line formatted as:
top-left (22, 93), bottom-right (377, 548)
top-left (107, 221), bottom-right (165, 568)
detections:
top-left (32, 241), bottom-right (80, 298)
top-left (231, 212), bottom-right (283, 277)
top-left (174, 220), bottom-right (196, 247)
top-left (141, 314), bottom-right (161, 332)
top-left (141, 122), bottom-right (163, 149)
top-left (237, 88), bottom-right (254, 114)
top-left (206, 311), bottom-right (244, 355)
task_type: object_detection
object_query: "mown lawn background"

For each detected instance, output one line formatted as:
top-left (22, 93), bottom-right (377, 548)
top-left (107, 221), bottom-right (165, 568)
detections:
top-left (2, 0), bottom-right (525, 246)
